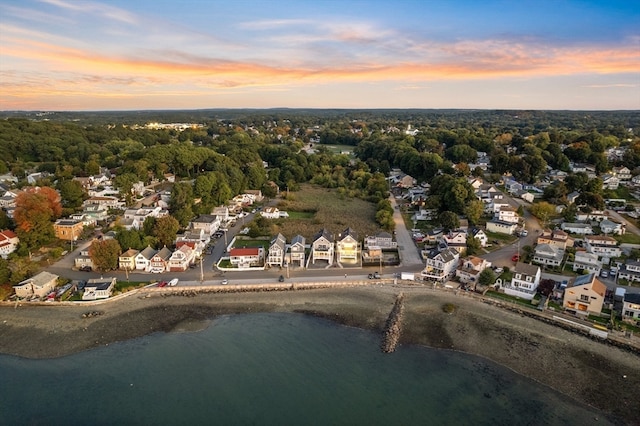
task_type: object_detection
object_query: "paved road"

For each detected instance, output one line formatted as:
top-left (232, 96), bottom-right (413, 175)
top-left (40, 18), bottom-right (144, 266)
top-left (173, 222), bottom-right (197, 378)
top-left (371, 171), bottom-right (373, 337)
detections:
top-left (606, 209), bottom-right (640, 236)
top-left (389, 196), bottom-right (424, 268)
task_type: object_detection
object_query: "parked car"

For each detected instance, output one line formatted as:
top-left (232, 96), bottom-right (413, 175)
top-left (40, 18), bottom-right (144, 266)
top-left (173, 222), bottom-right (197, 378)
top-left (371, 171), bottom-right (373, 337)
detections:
top-left (168, 278), bottom-right (179, 287)
top-left (511, 254), bottom-right (520, 262)
top-left (600, 270), bottom-right (609, 278)
top-left (520, 230), bottom-right (528, 237)
top-left (157, 281), bottom-right (168, 287)
top-left (221, 278), bottom-right (228, 285)
top-left (278, 275), bottom-right (285, 282)
top-left (79, 265), bottom-right (92, 272)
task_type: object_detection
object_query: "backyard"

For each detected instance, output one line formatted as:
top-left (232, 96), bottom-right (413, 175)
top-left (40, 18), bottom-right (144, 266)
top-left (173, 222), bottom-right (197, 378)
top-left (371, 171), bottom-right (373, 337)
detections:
top-left (270, 184), bottom-right (380, 241)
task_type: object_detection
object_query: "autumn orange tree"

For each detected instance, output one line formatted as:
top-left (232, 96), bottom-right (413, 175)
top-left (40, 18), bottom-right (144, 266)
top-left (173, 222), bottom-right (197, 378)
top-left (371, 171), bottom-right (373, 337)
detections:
top-left (89, 239), bottom-right (121, 271)
top-left (13, 187), bottom-right (62, 250)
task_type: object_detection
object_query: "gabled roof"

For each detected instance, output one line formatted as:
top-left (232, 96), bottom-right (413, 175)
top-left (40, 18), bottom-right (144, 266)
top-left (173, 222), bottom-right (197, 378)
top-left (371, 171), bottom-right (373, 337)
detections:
top-left (138, 246), bottom-right (156, 260)
top-left (514, 262), bottom-right (540, 277)
top-left (291, 234), bottom-right (305, 246)
top-left (120, 248), bottom-right (139, 257)
top-left (338, 227), bottom-right (358, 241)
top-left (313, 228), bottom-right (334, 243)
top-left (270, 233), bottom-right (286, 249)
top-left (569, 273), bottom-right (606, 296)
top-left (192, 214), bottom-right (219, 224)
top-left (155, 246), bottom-right (173, 260)
top-left (15, 271), bottom-right (58, 288)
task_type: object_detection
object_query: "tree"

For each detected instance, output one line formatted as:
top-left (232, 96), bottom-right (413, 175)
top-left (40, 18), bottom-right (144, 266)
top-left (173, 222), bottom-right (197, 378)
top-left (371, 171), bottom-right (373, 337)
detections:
top-left (537, 279), bottom-right (556, 297)
top-left (153, 215), bottom-right (180, 248)
top-left (170, 182), bottom-right (194, 227)
top-left (466, 235), bottom-right (481, 256)
top-left (529, 202), bottom-right (555, 227)
top-left (478, 268), bottom-right (496, 288)
top-left (89, 239), bottom-right (121, 271)
top-left (58, 179), bottom-right (86, 210)
top-left (13, 188), bottom-right (61, 249)
top-left (438, 211), bottom-right (459, 232)
top-left (464, 200), bottom-right (484, 226)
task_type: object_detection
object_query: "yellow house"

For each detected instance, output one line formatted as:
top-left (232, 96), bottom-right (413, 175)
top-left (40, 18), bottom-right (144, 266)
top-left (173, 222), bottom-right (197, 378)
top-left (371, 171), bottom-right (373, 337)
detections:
top-left (118, 248), bottom-right (139, 270)
top-left (563, 273), bottom-right (607, 315)
top-left (336, 227), bottom-right (360, 265)
top-left (53, 219), bottom-right (84, 241)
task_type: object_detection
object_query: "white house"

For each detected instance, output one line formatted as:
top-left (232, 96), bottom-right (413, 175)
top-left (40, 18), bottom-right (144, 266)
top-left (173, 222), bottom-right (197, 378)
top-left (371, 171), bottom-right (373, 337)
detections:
top-left (168, 244), bottom-right (194, 272)
top-left (486, 220), bottom-right (518, 235)
top-left (288, 235), bottom-right (306, 268)
top-left (532, 243), bottom-right (564, 267)
top-left (440, 231), bottom-right (467, 254)
top-left (83, 277), bottom-right (116, 301)
top-left (150, 246), bottom-right (173, 273)
top-left (336, 228), bottom-right (360, 265)
top-left (585, 235), bottom-right (622, 260)
top-left (560, 223), bottom-right (594, 235)
top-left (503, 262), bottom-right (541, 300)
top-left (421, 248), bottom-right (459, 282)
top-left (261, 207), bottom-right (280, 219)
top-left (0, 229), bottom-right (19, 259)
top-left (622, 293), bottom-right (640, 322)
top-left (122, 207), bottom-right (168, 230)
top-left (599, 219), bottom-right (625, 236)
top-left (267, 233), bottom-right (287, 267)
top-left (455, 256), bottom-right (491, 285)
top-left (497, 205), bottom-right (519, 223)
top-left (613, 166), bottom-right (632, 180)
top-left (470, 229), bottom-right (488, 247)
top-left (309, 228), bottom-right (334, 266)
top-left (573, 251), bottom-right (602, 275)
top-left (229, 247), bottom-right (264, 268)
top-left (364, 232), bottom-right (397, 250)
top-left (190, 214), bottom-right (221, 237)
top-left (135, 246), bottom-right (157, 271)
top-left (618, 259), bottom-right (640, 283)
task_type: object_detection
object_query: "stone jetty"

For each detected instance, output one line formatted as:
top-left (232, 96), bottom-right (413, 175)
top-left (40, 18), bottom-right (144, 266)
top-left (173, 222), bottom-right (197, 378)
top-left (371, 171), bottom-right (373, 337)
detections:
top-left (381, 292), bottom-right (405, 353)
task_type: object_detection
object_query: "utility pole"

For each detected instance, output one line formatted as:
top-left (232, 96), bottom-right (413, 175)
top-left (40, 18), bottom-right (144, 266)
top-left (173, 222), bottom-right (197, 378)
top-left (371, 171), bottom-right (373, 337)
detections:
top-left (200, 256), bottom-right (204, 283)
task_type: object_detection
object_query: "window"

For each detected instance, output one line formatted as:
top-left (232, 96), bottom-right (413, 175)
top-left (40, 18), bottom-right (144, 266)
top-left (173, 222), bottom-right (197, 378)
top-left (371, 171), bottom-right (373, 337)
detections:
top-left (580, 294), bottom-right (589, 302)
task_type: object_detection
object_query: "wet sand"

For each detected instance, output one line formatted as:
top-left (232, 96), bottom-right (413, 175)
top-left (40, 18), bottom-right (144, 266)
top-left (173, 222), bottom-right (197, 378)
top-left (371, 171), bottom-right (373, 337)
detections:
top-left (1, 285), bottom-right (639, 425)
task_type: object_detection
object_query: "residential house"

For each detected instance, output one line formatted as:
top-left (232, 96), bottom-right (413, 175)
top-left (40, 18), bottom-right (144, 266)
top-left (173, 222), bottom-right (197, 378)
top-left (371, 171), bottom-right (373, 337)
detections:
top-left (212, 206), bottom-right (230, 223)
top-left (53, 219), bottom-right (84, 241)
top-left (421, 248), bottom-right (460, 282)
top-left (288, 235), bottom-right (306, 268)
top-left (503, 177), bottom-right (523, 194)
top-left (245, 189), bottom-right (264, 202)
top-left (537, 229), bottom-right (569, 250)
top-left (261, 207), bottom-right (280, 219)
top-left (440, 231), bottom-right (467, 254)
top-left (151, 246), bottom-right (173, 273)
top-left (168, 245), bottom-right (194, 272)
top-left (599, 219), bottom-right (625, 235)
top-left (74, 249), bottom-right (93, 270)
top-left (190, 214), bottom-right (221, 237)
top-left (573, 251), bottom-right (602, 275)
top-left (617, 259), bottom-right (640, 283)
top-left (632, 174), bottom-right (640, 186)
top-left (471, 229), bottom-right (488, 247)
top-left (310, 228), bottom-right (335, 266)
top-left (83, 196), bottom-right (123, 210)
top-left (0, 229), bottom-right (19, 258)
top-left (622, 293), bottom-right (640, 322)
top-left (547, 169), bottom-right (568, 182)
top-left (135, 246), bottom-right (157, 271)
top-left (486, 220), bottom-right (518, 235)
top-left (601, 174), bottom-right (620, 190)
top-left (229, 247), bottom-right (264, 268)
top-left (456, 256), bottom-right (491, 285)
top-left (612, 166), bottom-right (632, 181)
top-left (566, 191), bottom-right (580, 204)
top-left (336, 228), bottom-right (360, 265)
top-left (175, 229), bottom-right (208, 255)
top-left (13, 271), bottom-right (58, 299)
top-left (412, 208), bottom-right (437, 222)
top-left (267, 233), bottom-right (287, 267)
top-left (503, 262), bottom-right (541, 300)
top-left (562, 273), bottom-right (606, 315)
top-left (122, 207), bottom-right (168, 230)
top-left (517, 190), bottom-right (535, 203)
top-left (584, 235), bottom-right (622, 260)
top-left (560, 222), bottom-right (594, 235)
top-left (118, 248), bottom-right (139, 270)
top-left (497, 205), bottom-right (519, 223)
top-left (83, 277), bottom-right (116, 301)
top-left (532, 243), bottom-right (564, 267)
top-left (364, 232), bottom-right (397, 250)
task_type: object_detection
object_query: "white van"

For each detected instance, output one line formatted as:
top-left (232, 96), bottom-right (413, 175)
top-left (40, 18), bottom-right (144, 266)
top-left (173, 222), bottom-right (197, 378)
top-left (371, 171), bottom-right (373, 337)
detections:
top-left (168, 278), bottom-right (179, 287)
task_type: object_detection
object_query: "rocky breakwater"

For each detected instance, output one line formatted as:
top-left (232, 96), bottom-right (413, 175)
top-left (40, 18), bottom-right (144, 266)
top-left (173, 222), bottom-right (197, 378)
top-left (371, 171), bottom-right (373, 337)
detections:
top-left (381, 292), bottom-right (405, 353)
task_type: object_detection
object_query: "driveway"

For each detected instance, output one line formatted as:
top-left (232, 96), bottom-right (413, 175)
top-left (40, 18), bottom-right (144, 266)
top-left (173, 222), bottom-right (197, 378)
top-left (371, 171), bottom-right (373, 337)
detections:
top-left (389, 196), bottom-right (424, 268)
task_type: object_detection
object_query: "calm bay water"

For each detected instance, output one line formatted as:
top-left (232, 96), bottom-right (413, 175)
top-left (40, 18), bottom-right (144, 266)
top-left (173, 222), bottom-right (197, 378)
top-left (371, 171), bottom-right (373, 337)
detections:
top-left (1, 313), bottom-right (608, 426)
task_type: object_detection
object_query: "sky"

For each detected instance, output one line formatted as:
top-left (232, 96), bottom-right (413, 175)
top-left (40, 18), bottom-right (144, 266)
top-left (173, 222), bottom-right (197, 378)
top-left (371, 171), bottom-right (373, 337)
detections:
top-left (1, 0), bottom-right (639, 111)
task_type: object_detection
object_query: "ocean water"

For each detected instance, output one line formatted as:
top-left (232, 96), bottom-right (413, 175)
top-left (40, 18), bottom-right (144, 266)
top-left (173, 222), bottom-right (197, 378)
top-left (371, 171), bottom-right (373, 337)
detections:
top-left (0, 313), bottom-right (609, 426)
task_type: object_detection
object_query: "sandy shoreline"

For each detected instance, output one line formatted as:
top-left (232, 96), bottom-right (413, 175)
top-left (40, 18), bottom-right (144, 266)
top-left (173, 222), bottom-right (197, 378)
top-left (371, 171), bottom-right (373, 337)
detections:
top-left (1, 285), bottom-right (639, 425)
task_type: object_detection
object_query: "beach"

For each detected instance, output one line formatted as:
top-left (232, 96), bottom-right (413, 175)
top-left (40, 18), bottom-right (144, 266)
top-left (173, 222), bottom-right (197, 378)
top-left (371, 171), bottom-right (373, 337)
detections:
top-left (1, 285), bottom-right (639, 425)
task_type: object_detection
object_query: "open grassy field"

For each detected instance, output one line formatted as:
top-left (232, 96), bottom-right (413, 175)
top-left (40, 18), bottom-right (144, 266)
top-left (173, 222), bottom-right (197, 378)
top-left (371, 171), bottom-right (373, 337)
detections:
top-left (272, 184), bottom-right (379, 241)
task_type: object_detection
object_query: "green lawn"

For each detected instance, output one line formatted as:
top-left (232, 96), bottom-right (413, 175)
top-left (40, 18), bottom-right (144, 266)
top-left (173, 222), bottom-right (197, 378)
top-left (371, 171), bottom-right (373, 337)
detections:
top-left (614, 233), bottom-right (640, 244)
top-left (233, 237), bottom-right (270, 250)
top-left (115, 280), bottom-right (148, 292)
top-left (485, 290), bottom-right (538, 308)
top-left (287, 211), bottom-right (315, 219)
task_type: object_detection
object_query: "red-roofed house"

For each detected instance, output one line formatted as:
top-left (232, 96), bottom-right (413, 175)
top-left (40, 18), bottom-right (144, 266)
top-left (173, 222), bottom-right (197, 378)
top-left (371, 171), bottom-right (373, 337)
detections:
top-left (230, 247), bottom-right (264, 268)
top-left (0, 229), bottom-right (19, 259)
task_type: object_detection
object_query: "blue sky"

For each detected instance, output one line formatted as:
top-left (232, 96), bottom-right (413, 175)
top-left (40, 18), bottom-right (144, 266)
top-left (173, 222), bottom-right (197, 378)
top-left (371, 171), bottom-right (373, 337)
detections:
top-left (1, 0), bottom-right (638, 110)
